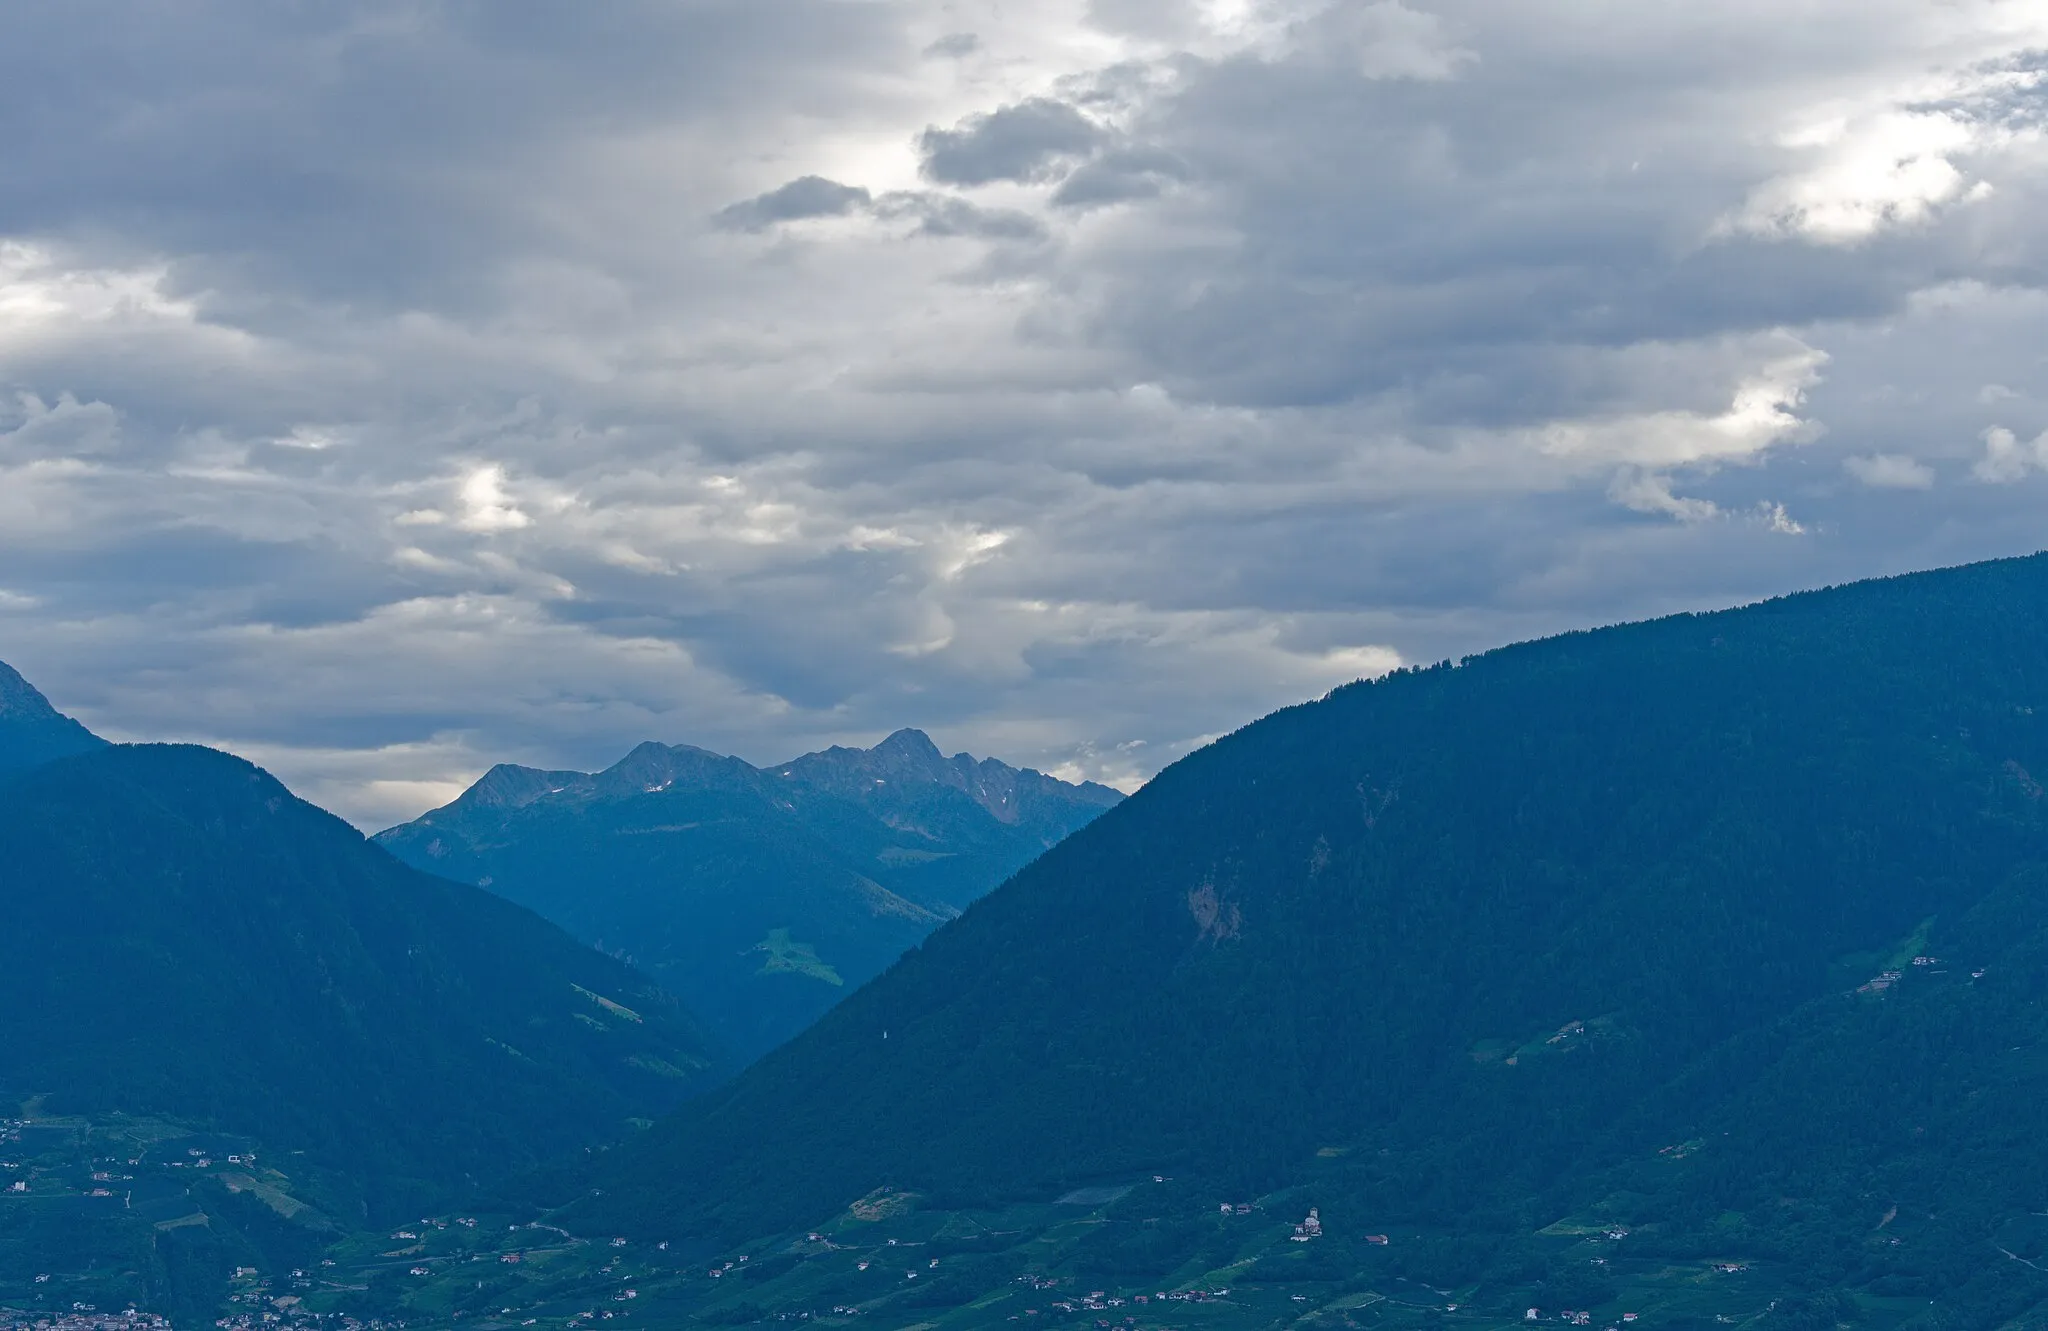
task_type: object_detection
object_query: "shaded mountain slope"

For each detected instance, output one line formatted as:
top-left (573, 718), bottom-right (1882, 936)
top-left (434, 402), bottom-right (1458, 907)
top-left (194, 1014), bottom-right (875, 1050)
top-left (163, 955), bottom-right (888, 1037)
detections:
top-left (0, 742), bottom-right (725, 1219)
top-left (375, 728), bottom-right (1120, 1057)
top-left (0, 658), bottom-right (105, 776)
top-left (578, 551), bottom-right (2048, 1275)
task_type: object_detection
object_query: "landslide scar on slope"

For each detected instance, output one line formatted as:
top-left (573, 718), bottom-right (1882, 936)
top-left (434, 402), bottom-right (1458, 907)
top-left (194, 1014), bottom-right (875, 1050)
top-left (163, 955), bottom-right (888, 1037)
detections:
top-left (1188, 881), bottom-right (1242, 942)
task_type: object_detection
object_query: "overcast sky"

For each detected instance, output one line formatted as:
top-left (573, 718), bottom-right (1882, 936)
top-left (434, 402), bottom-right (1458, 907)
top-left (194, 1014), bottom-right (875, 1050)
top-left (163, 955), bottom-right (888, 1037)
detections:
top-left (2, 0), bottom-right (2046, 827)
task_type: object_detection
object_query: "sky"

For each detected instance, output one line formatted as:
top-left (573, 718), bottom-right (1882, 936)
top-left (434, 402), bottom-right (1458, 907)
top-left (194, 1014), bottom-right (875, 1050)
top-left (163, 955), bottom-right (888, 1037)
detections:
top-left (2, 0), bottom-right (2046, 828)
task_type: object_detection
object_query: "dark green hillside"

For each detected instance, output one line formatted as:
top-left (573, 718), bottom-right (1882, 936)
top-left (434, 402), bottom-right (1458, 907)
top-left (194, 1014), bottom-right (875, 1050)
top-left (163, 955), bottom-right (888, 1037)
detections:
top-left (0, 742), bottom-right (726, 1219)
top-left (376, 728), bottom-right (1120, 1058)
top-left (580, 549), bottom-right (2048, 1286)
top-left (0, 659), bottom-right (104, 776)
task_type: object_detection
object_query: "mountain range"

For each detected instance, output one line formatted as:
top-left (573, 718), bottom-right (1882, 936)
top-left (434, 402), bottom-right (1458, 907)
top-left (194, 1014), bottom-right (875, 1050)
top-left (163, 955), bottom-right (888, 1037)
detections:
top-left (564, 552), bottom-right (2048, 1327)
top-left (19, 553), bottom-right (2048, 1328)
top-left (374, 729), bottom-right (1121, 1057)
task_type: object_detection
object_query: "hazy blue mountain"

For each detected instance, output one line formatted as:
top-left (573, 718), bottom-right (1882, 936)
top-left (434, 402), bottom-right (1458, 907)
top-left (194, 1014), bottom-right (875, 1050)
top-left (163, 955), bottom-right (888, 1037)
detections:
top-left (0, 658), bottom-right (105, 776)
top-left (0, 740), bottom-right (726, 1222)
top-left (570, 553), bottom-right (2048, 1325)
top-left (375, 728), bottom-right (1121, 1058)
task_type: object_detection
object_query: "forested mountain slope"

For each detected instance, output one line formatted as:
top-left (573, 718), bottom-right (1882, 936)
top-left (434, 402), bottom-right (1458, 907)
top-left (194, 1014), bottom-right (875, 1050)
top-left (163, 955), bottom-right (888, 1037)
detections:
top-left (0, 659), bottom-right (105, 776)
top-left (0, 742), bottom-right (726, 1219)
top-left (376, 728), bottom-right (1120, 1057)
top-left (575, 553), bottom-right (2048, 1323)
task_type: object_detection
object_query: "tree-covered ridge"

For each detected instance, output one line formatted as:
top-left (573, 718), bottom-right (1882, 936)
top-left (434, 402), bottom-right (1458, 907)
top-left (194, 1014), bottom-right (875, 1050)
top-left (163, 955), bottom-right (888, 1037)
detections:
top-left (0, 742), bottom-right (727, 1222)
top-left (574, 551), bottom-right (2048, 1326)
top-left (375, 728), bottom-right (1121, 1058)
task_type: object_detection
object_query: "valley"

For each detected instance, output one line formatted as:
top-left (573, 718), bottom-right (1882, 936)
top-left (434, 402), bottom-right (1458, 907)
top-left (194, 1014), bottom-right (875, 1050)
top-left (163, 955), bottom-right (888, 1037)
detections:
top-left (14, 554), bottom-right (2048, 1329)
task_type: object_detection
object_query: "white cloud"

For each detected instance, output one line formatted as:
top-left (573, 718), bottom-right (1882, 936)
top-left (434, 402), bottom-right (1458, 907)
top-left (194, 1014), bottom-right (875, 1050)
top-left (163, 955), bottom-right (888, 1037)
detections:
top-left (454, 464), bottom-right (534, 534)
top-left (1535, 347), bottom-right (1827, 471)
top-left (1730, 109), bottom-right (1977, 243)
top-left (1723, 55), bottom-right (2045, 244)
top-left (1974, 426), bottom-right (2048, 483)
top-left (1844, 453), bottom-right (1935, 488)
top-left (1609, 471), bottom-right (1721, 524)
top-left (1753, 501), bottom-right (1806, 535)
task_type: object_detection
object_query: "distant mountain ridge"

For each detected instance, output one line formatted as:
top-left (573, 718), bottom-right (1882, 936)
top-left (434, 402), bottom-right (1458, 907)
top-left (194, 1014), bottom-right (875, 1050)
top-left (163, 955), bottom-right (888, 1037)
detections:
top-left (377, 729), bottom-right (1121, 1057)
top-left (0, 658), bottom-right (106, 775)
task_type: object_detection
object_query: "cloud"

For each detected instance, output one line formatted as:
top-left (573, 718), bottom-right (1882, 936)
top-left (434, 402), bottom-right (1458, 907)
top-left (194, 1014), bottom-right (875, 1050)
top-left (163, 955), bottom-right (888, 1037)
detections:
top-left (1727, 109), bottom-right (1980, 244)
top-left (1533, 347), bottom-right (1827, 470)
top-left (1609, 471), bottom-right (1721, 524)
top-left (1974, 426), bottom-right (2048, 483)
top-left (1722, 55), bottom-right (2043, 244)
top-left (0, 0), bottom-right (2046, 824)
top-left (918, 98), bottom-right (1104, 185)
top-left (1844, 453), bottom-right (1935, 489)
top-left (1051, 147), bottom-right (1191, 209)
top-left (1753, 501), bottom-right (1805, 536)
top-left (454, 464), bottom-right (534, 534)
top-left (716, 176), bottom-right (875, 231)
top-left (1329, 0), bottom-right (1477, 80)
top-left (873, 192), bottom-right (1049, 240)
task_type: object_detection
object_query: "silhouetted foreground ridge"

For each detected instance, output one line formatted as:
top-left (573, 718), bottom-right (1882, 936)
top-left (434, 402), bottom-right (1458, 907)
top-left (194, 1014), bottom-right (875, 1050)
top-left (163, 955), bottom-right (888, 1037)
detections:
top-left (0, 743), bottom-right (725, 1212)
